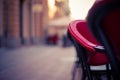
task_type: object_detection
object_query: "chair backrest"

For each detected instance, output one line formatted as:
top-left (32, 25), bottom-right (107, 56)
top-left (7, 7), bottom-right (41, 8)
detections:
top-left (87, 0), bottom-right (120, 64)
top-left (76, 22), bottom-right (100, 45)
top-left (68, 20), bottom-right (98, 51)
top-left (101, 5), bottom-right (120, 62)
top-left (68, 20), bottom-right (108, 66)
top-left (87, 0), bottom-right (120, 79)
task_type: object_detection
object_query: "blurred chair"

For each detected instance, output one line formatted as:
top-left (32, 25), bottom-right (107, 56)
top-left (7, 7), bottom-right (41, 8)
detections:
top-left (68, 20), bottom-right (110, 80)
top-left (87, 0), bottom-right (120, 80)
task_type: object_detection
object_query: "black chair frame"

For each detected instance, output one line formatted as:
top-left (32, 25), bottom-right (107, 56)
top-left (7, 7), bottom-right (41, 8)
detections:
top-left (68, 31), bottom-right (93, 80)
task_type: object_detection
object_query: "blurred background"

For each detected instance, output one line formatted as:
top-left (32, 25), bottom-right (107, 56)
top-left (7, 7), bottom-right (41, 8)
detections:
top-left (0, 0), bottom-right (95, 80)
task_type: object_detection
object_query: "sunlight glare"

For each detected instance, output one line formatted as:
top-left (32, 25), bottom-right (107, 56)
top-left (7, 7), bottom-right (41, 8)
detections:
top-left (48, 0), bottom-right (57, 19)
top-left (69, 0), bottom-right (95, 20)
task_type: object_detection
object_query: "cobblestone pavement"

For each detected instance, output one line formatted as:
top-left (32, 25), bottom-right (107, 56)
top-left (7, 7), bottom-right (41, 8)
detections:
top-left (0, 45), bottom-right (78, 80)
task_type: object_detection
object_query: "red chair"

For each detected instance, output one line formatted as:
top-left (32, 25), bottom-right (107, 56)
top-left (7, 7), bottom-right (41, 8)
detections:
top-left (87, 0), bottom-right (120, 79)
top-left (68, 20), bottom-right (110, 80)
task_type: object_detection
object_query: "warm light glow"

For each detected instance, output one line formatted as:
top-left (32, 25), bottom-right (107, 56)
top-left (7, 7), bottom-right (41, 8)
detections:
top-left (32, 4), bottom-right (43, 13)
top-left (48, 0), bottom-right (57, 19)
top-left (56, 0), bottom-right (63, 2)
top-left (69, 0), bottom-right (95, 20)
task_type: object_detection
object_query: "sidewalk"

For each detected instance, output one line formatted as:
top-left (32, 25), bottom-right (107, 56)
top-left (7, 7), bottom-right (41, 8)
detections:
top-left (0, 45), bottom-right (76, 80)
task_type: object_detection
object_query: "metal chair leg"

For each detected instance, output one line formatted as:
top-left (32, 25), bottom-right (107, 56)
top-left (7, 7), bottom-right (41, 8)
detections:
top-left (106, 64), bottom-right (112, 80)
top-left (80, 48), bottom-right (93, 80)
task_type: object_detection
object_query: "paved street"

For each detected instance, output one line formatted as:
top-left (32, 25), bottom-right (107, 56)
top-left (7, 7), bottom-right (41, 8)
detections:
top-left (0, 45), bottom-right (79, 80)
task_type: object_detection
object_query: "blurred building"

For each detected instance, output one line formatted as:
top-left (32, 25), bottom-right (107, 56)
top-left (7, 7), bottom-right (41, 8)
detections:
top-left (0, 0), bottom-right (71, 48)
top-left (47, 0), bottom-right (71, 40)
top-left (0, 0), bottom-right (49, 48)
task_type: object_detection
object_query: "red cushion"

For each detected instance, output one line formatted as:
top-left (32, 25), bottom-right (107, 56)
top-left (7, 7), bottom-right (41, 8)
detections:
top-left (68, 20), bottom-right (108, 65)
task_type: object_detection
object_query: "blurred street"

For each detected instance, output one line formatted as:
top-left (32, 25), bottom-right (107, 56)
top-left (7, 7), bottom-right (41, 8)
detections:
top-left (0, 0), bottom-right (96, 80)
top-left (0, 45), bottom-right (77, 80)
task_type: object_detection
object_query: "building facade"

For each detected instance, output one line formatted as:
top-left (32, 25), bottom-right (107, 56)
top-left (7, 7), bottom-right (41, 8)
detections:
top-left (0, 0), bottom-right (71, 49)
top-left (0, 0), bottom-right (49, 48)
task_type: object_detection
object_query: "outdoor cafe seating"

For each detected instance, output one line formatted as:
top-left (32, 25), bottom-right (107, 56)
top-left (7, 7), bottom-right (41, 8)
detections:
top-left (67, 0), bottom-right (120, 80)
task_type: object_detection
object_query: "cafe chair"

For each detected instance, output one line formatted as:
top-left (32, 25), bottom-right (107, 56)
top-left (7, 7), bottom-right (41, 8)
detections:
top-left (68, 20), bottom-right (110, 80)
top-left (87, 0), bottom-right (120, 79)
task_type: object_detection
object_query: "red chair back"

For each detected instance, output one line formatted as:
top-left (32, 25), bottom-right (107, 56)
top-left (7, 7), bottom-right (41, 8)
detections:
top-left (87, 0), bottom-right (120, 79)
top-left (68, 20), bottom-right (108, 66)
top-left (87, 0), bottom-right (120, 64)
